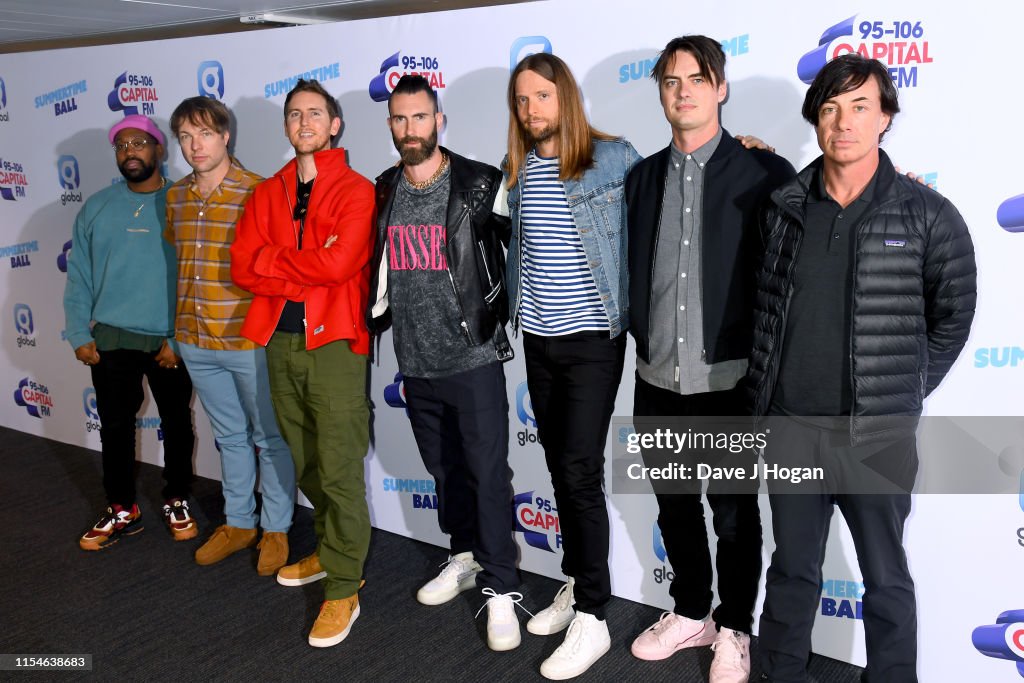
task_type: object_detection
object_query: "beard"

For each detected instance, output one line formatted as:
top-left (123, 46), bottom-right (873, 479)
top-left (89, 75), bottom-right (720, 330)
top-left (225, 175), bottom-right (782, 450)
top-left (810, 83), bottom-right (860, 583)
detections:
top-left (117, 157), bottom-right (158, 183)
top-left (394, 127), bottom-right (438, 166)
top-left (524, 120), bottom-right (559, 146)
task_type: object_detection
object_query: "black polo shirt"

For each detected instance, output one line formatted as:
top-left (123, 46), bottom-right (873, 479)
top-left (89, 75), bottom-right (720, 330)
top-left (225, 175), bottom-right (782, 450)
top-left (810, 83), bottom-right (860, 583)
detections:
top-left (771, 166), bottom-right (878, 416)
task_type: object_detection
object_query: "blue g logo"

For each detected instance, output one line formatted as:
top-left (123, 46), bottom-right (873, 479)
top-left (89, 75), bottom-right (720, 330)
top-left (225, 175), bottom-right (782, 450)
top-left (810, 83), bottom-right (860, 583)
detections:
top-left (515, 381), bottom-right (536, 428)
top-left (0, 76), bottom-right (7, 109)
top-left (57, 155), bottom-right (79, 190)
top-left (13, 303), bottom-right (33, 335)
top-left (510, 36), bottom-right (552, 71)
top-left (83, 387), bottom-right (99, 420)
top-left (197, 61), bottom-right (224, 99)
top-left (653, 522), bottom-right (667, 562)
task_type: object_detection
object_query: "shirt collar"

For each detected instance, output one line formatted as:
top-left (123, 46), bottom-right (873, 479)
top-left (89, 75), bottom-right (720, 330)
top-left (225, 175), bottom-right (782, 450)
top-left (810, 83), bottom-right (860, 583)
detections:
top-left (811, 163), bottom-right (880, 206)
top-left (670, 126), bottom-right (723, 168)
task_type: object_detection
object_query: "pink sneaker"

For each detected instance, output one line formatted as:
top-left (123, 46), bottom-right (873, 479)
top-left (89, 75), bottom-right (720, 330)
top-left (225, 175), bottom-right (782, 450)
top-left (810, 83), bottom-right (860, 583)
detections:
top-left (630, 612), bottom-right (716, 661)
top-left (710, 627), bottom-right (751, 682)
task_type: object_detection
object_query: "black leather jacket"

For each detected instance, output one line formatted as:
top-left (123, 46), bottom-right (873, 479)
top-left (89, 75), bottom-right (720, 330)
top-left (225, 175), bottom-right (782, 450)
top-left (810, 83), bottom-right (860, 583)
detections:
top-left (367, 147), bottom-right (511, 356)
top-left (746, 151), bottom-right (977, 442)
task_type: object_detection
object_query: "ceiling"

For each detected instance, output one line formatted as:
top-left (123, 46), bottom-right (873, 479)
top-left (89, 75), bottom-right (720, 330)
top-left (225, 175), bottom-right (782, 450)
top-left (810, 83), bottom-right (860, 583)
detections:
top-left (0, 0), bottom-right (533, 54)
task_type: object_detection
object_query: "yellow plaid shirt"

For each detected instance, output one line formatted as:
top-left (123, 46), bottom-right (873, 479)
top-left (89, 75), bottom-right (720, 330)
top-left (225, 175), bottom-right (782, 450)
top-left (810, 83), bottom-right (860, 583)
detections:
top-left (165, 159), bottom-right (263, 350)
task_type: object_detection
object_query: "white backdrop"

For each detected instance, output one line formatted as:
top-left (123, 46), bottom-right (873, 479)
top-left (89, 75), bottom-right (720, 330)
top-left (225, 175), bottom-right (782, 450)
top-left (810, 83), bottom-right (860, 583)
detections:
top-left (1, 1), bottom-right (1022, 678)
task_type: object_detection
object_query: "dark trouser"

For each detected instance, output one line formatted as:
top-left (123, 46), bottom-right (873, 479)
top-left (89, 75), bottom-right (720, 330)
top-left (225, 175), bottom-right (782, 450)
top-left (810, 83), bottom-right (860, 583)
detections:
top-left (90, 348), bottom-right (195, 507)
top-left (633, 376), bottom-right (761, 633)
top-left (759, 418), bottom-right (918, 683)
top-left (404, 362), bottom-right (519, 593)
top-left (266, 334), bottom-right (371, 600)
top-left (523, 330), bottom-right (626, 620)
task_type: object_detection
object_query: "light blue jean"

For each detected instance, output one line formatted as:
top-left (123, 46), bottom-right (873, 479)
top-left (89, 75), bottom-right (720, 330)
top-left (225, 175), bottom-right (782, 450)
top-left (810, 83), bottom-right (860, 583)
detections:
top-left (179, 342), bottom-right (295, 532)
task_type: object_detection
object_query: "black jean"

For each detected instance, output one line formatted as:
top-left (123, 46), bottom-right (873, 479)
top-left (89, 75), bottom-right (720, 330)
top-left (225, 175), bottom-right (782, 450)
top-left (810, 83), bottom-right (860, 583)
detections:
top-left (523, 330), bottom-right (626, 619)
top-left (91, 348), bottom-right (195, 506)
top-left (633, 376), bottom-right (762, 633)
top-left (404, 362), bottom-right (519, 593)
top-left (759, 417), bottom-right (918, 683)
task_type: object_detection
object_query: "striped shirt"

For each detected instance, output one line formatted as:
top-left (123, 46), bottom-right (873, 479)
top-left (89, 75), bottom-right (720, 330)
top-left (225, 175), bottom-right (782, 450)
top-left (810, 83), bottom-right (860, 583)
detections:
top-left (165, 159), bottom-right (262, 350)
top-left (519, 152), bottom-right (607, 336)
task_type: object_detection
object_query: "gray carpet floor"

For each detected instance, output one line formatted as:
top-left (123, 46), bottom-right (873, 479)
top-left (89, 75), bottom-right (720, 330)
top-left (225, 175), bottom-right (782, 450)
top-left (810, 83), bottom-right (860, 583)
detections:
top-left (0, 426), bottom-right (863, 681)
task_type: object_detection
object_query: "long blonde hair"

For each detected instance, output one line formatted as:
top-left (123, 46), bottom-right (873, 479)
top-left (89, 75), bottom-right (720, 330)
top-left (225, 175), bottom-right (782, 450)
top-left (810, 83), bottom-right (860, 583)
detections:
top-left (505, 53), bottom-right (615, 189)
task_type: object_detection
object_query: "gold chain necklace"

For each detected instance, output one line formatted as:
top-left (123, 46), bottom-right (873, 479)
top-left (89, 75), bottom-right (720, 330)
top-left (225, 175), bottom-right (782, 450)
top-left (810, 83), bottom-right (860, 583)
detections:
top-left (405, 153), bottom-right (448, 191)
top-left (133, 177), bottom-right (169, 217)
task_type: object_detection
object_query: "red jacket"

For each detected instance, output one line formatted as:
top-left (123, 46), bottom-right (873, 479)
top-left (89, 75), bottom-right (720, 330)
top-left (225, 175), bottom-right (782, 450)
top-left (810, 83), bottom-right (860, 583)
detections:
top-left (231, 148), bottom-right (374, 354)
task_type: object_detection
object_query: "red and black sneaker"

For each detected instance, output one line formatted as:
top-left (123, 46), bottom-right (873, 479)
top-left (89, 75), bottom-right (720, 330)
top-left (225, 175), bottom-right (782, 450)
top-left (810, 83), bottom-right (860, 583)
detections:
top-left (162, 498), bottom-right (198, 541)
top-left (79, 504), bottom-right (143, 551)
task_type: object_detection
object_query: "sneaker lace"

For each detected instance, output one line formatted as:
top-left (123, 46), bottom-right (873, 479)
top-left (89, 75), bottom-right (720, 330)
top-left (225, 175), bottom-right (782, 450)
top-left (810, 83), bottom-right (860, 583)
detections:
top-left (551, 581), bottom-right (573, 611)
top-left (475, 587), bottom-right (535, 620)
top-left (553, 617), bottom-right (586, 656)
top-left (437, 555), bottom-right (467, 582)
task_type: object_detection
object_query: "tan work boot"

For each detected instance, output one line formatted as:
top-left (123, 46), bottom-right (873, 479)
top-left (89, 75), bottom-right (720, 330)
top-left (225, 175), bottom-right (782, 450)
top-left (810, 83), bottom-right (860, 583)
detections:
top-left (308, 594), bottom-right (360, 647)
top-left (194, 525), bottom-right (257, 565)
top-left (256, 531), bottom-right (289, 576)
top-left (277, 552), bottom-right (327, 586)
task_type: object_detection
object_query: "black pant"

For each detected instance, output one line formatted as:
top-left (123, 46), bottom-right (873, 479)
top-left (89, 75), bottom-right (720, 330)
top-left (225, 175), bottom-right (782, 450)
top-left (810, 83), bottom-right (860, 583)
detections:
top-left (633, 376), bottom-right (762, 633)
top-left (404, 362), bottom-right (519, 593)
top-left (523, 331), bottom-right (626, 619)
top-left (759, 418), bottom-right (918, 683)
top-left (91, 348), bottom-right (195, 506)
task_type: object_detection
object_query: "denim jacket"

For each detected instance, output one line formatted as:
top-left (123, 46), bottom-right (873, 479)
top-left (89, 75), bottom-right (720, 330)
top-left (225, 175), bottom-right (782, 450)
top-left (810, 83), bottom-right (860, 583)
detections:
top-left (501, 138), bottom-right (641, 337)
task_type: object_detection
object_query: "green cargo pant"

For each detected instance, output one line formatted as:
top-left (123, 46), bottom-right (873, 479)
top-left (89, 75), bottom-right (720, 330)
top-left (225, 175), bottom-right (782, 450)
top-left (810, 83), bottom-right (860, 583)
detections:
top-left (266, 333), bottom-right (370, 599)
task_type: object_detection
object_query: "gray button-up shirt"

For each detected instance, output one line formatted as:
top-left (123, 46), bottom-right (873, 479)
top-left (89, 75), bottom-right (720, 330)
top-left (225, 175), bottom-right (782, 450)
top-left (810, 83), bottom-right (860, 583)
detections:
top-left (637, 128), bottom-right (747, 395)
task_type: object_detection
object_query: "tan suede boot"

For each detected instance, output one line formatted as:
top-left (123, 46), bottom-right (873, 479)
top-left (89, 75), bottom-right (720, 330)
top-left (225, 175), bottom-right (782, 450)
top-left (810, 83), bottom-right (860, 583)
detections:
top-left (194, 525), bottom-right (257, 565)
top-left (256, 531), bottom-right (289, 576)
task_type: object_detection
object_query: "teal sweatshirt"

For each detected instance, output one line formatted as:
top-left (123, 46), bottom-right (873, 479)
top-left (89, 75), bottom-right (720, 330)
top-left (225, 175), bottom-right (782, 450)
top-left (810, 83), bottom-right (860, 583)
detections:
top-left (63, 181), bottom-right (175, 350)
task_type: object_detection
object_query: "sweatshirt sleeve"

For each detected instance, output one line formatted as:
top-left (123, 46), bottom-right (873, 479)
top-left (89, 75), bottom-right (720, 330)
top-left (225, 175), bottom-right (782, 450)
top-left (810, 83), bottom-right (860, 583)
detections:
top-left (63, 205), bottom-right (96, 350)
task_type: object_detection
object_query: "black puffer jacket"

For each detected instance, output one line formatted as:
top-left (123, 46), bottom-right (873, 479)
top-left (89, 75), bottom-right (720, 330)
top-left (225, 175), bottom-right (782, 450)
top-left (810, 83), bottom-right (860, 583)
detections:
top-left (746, 151), bottom-right (976, 442)
top-left (368, 147), bottom-right (511, 353)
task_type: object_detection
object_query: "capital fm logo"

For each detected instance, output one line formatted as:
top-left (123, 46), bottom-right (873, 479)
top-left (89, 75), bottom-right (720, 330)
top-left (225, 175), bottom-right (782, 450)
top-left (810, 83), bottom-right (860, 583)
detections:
top-left (797, 15), bottom-right (932, 87)
top-left (515, 381), bottom-right (539, 447)
top-left (510, 36), bottom-right (552, 71)
top-left (13, 303), bottom-right (36, 348)
top-left (197, 60), bottom-right (224, 99)
top-left (83, 386), bottom-right (101, 433)
top-left (57, 239), bottom-right (72, 273)
top-left (998, 194), bottom-right (1024, 233)
top-left (57, 155), bottom-right (83, 206)
top-left (368, 51), bottom-right (447, 103)
top-left (972, 610), bottom-right (1024, 678)
top-left (13, 377), bottom-right (53, 418)
top-left (107, 71), bottom-right (159, 116)
top-left (384, 372), bottom-right (407, 410)
top-left (513, 490), bottom-right (561, 552)
top-left (0, 156), bottom-right (29, 201)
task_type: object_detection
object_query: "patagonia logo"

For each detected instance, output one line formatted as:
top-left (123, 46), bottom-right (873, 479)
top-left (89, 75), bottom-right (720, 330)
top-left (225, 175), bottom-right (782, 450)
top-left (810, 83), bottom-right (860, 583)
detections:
top-left (884, 239), bottom-right (906, 247)
top-left (313, 324), bottom-right (324, 335)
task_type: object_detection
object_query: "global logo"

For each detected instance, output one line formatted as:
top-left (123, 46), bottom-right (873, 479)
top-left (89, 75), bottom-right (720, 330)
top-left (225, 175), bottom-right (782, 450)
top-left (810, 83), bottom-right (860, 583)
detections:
top-left (515, 381), bottom-right (539, 447)
top-left (797, 15), bottom-right (932, 87)
top-left (57, 239), bottom-right (72, 273)
top-left (972, 610), bottom-right (1024, 678)
top-left (83, 386), bottom-right (101, 432)
top-left (368, 51), bottom-right (447, 103)
top-left (13, 377), bottom-right (53, 418)
top-left (652, 522), bottom-right (674, 585)
top-left (13, 303), bottom-right (36, 348)
top-left (513, 490), bottom-right (561, 552)
top-left (384, 372), bottom-right (407, 409)
top-left (998, 194), bottom-right (1024, 233)
top-left (197, 60), bottom-right (224, 99)
top-left (0, 76), bottom-right (8, 121)
top-left (820, 578), bottom-right (864, 620)
top-left (510, 36), bottom-right (551, 71)
top-left (57, 155), bottom-right (83, 205)
top-left (107, 71), bottom-right (158, 116)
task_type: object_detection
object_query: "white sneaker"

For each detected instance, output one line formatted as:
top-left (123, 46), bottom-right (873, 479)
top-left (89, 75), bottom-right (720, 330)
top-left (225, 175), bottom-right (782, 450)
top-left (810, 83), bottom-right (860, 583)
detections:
top-left (475, 587), bottom-right (524, 651)
top-left (416, 551), bottom-right (482, 605)
top-left (539, 611), bottom-right (611, 680)
top-left (528, 577), bottom-right (576, 635)
top-left (710, 627), bottom-right (751, 683)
